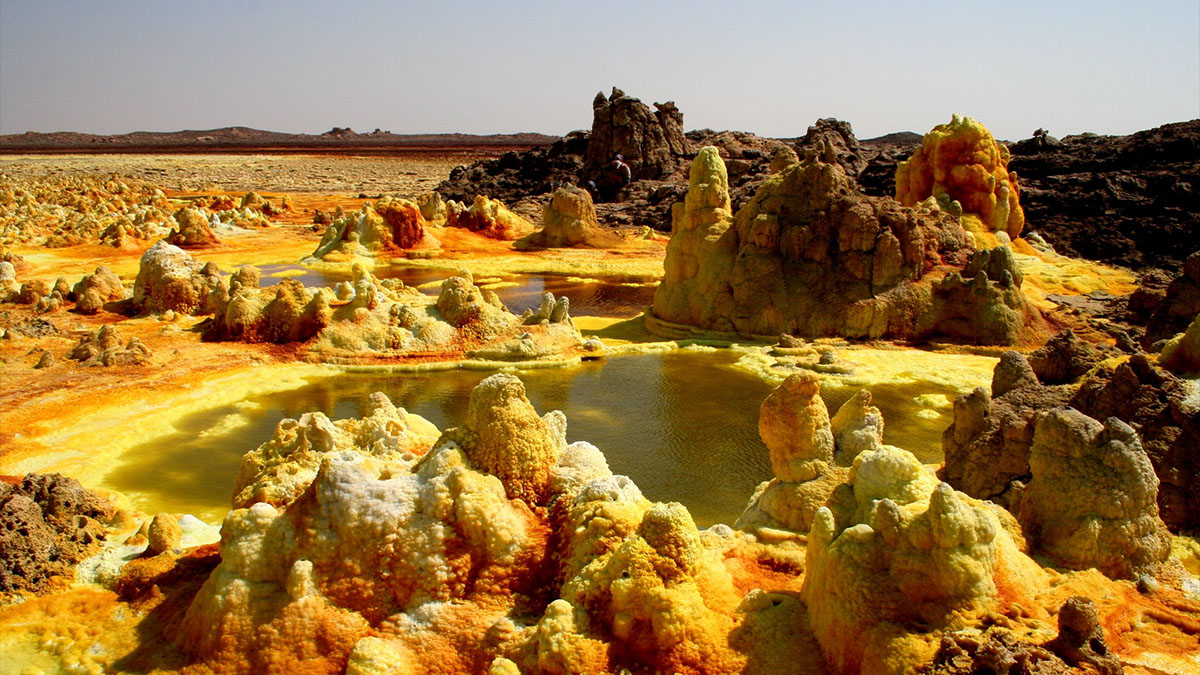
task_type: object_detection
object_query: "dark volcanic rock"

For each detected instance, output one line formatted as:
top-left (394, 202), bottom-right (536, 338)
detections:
top-left (0, 473), bottom-right (114, 595)
top-left (584, 87), bottom-right (692, 183)
top-left (1007, 120), bottom-right (1200, 273)
top-left (1143, 250), bottom-right (1200, 345)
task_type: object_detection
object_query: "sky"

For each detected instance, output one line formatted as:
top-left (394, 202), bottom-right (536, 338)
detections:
top-left (1, 0), bottom-right (1197, 141)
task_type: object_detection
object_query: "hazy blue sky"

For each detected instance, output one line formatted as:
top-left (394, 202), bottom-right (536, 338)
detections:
top-left (1, 0), bottom-right (1197, 140)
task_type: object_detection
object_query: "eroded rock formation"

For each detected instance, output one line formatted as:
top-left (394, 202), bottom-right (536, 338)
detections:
top-left (804, 443), bottom-right (1040, 674)
top-left (311, 197), bottom-right (441, 259)
top-left (166, 207), bottom-right (221, 247)
top-left (945, 351), bottom-right (1200, 532)
top-left (1013, 408), bottom-right (1171, 579)
top-left (71, 265), bottom-right (125, 314)
top-left (650, 146), bottom-right (1042, 344)
top-left (737, 374), bottom-right (881, 532)
top-left (585, 87), bottom-right (691, 183)
top-left (67, 324), bottom-right (152, 366)
top-left (445, 195), bottom-right (535, 241)
top-left (0, 474), bottom-right (114, 596)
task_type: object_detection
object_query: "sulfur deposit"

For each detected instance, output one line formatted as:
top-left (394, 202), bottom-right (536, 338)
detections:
top-left (445, 194), bottom-right (536, 241)
top-left (803, 444), bottom-right (1042, 674)
top-left (166, 207), bottom-right (221, 247)
top-left (132, 240), bottom-right (222, 315)
top-left (737, 374), bottom-right (881, 532)
top-left (204, 264), bottom-right (587, 364)
top-left (175, 374), bottom-right (775, 674)
top-left (311, 197), bottom-right (441, 259)
top-left (650, 146), bottom-right (1042, 344)
top-left (895, 114), bottom-right (1025, 239)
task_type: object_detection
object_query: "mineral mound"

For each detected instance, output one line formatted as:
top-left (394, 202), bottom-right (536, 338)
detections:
top-left (649, 146), bottom-right (1043, 344)
top-left (311, 197), bottom-right (441, 259)
top-left (943, 350), bottom-right (1200, 532)
top-left (737, 373), bottom-right (883, 533)
top-left (895, 114), bottom-right (1025, 240)
top-left (1013, 407), bottom-right (1172, 579)
top-left (518, 185), bottom-right (624, 249)
top-left (204, 264), bottom-right (588, 364)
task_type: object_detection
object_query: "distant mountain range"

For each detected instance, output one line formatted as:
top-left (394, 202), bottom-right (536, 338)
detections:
top-left (0, 126), bottom-right (560, 154)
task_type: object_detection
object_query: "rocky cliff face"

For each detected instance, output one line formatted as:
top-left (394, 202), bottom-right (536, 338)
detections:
top-left (584, 87), bottom-right (693, 183)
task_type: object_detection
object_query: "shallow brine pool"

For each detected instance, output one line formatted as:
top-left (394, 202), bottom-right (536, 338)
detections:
top-left (104, 350), bottom-right (966, 527)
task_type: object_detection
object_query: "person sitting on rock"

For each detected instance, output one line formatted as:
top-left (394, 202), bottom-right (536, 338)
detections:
top-left (598, 154), bottom-right (632, 202)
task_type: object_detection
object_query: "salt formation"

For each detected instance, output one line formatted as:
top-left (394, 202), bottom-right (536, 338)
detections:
top-left (895, 114), bottom-right (1025, 239)
top-left (205, 267), bottom-right (331, 344)
top-left (803, 444), bottom-right (1040, 674)
top-left (519, 185), bottom-right (623, 248)
top-left (67, 324), bottom-right (151, 366)
top-left (166, 207), bottom-right (221, 247)
top-left (131, 240), bottom-right (222, 315)
top-left (311, 197), bottom-right (441, 259)
top-left (0, 175), bottom-right (174, 247)
top-left (737, 373), bottom-right (881, 532)
top-left (233, 391), bottom-right (441, 508)
top-left (650, 146), bottom-right (1040, 344)
top-left (177, 374), bottom-right (823, 673)
top-left (71, 265), bottom-right (125, 314)
top-left (445, 194), bottom-right (535, 240)
top-left (945, 350), bottom-right (1200, 531)
top-left (0, 474), bottom-right (114, 596)
top-left (1013, 407), bottom-right (1171, 579)
top-left (204, 264), bottom-right (585, 364)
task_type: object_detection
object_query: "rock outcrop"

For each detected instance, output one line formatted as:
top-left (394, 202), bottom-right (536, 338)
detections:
top-left (585, 87), bottom-right (691, 184)
top-left (1143, 250), bottom-right (1200, 346)
top-left (518, 185), bottom-right (623, 248)
top-left (1072, 354), bottom-right (1200, 532)
top-left (1013, 407), bottom-right (1171, 579)
top-left (0, 473), bottom-right (115, 596)
top-left (131, 240), bottom-right (221, 315)
top-left (650, 146), bottom-right (1041, 344)
top-left (943, 351), bottom-right (1200, 533)
top-left (1158, 312), bottom-right (1200, 374)
top-left (896, 114), bottom-right (1025, 240)
top-left (736, 374), bottom-right (880, 532)
top-left (1008, 120), bottom-right (1200, 273)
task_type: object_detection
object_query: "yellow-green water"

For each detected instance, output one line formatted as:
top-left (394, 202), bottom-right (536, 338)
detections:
top-left (253, 264), bottom-right (658, 318)
top-left (104, 351), bottom-right (969, 527)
